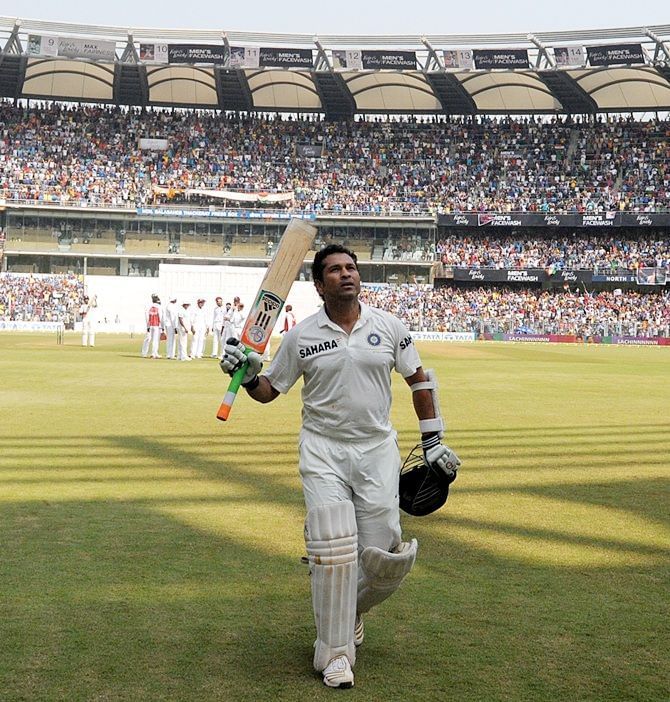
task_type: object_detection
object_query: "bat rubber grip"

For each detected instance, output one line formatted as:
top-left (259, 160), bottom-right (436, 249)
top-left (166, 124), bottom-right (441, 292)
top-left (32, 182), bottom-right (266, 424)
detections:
top-left (216, 362), bottom-right (248, 421)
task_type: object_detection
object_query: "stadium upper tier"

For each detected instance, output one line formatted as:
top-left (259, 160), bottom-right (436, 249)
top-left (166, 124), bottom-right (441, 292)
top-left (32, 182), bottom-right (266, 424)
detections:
top-left (0, 105), bottom-right (668, 215)
top-left (1, 17), bottom-right (670, 114)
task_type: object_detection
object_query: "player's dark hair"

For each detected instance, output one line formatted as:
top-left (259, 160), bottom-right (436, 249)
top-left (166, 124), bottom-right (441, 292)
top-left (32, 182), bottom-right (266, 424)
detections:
top-left (312, 244), bottom-right (358, 283)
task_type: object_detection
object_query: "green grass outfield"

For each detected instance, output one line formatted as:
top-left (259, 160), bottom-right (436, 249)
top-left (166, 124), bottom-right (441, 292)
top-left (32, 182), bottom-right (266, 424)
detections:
top-left (0, 333), bottom-right (668, 701)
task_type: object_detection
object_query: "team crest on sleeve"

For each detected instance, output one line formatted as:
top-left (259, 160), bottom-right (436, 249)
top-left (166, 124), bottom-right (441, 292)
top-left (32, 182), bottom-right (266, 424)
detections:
top-left (367, 332), bottom-right (381, 347)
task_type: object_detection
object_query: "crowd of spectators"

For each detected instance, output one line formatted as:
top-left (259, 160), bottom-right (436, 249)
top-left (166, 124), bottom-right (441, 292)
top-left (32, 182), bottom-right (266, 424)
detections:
top-left (0, 272), bottom-right (84, 324)
top-left (0, 270), bottom-right (666, 338)
top-left (360, 285), bottom-right (670, 338)
top-left (433, 234), bottom-right (670, 272)
top-left (0, 103), bottom-right (668, 215)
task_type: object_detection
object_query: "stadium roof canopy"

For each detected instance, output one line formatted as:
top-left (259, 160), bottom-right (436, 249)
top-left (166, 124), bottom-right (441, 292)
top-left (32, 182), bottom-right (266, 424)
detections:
top-left (1, 16), bottom-right (670, 116)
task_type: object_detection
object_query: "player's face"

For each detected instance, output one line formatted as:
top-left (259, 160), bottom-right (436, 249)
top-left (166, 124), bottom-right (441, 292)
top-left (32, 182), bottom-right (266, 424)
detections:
top-left (316, 253), bottom-right (360, 301)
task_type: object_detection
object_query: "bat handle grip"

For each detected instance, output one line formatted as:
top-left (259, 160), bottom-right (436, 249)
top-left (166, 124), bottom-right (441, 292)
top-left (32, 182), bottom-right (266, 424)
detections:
top-left (216, 354), bottom-right (250, 421)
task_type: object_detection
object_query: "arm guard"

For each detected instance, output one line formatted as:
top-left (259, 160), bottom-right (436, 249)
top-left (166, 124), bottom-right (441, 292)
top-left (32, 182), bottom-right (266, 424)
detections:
top-left (410, 368), bottom-right (444, 438)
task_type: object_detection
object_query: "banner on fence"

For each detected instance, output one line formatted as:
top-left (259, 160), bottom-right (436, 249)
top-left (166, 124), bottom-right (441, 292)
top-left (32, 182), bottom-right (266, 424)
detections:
top-left (0, 320), bottom-right (64, 332)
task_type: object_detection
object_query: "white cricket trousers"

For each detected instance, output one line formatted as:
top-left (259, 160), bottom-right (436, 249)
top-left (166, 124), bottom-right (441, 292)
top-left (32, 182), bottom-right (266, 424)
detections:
top-left (81, 319), bottom-right (95, 346)
top-left (192, 328), bottom-right (206, 358)
top-left (165, 327), bottom-right (177, 359)
top-left (177, 329), bottom-right (190, 360)
top-left (211, 328), bottom-right (223, 357)
top-left (299, 428), bottom-right (402, 554)
top-left (142, 326), bottom-right (161, 357)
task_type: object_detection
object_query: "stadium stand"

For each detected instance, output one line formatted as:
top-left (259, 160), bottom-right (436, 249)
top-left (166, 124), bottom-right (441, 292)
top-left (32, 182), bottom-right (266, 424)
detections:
top-left (0, 19), bottom-right (668, 340)
top-left (0, 272), bottom-right (83, 325)
top-left (0, 105), bottom-right (668, 215)
top-left (360, 285), bottom-right (670, 338)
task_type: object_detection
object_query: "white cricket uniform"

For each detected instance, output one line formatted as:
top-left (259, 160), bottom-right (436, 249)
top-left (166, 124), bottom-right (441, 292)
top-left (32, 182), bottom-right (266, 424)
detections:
top-left (165, 301), bottom-right (179, 359)
top-left (211, 304), bottom-right (225, 357)
top-left (231, 308), bottom-right (245, 338)
top-left (191, 305), bottom-right (208, 358)
top-left (221, 306), bottom-right (234, 349)
top-left (177, 307), bottom-right (192, 360)
top-left (264, 302), bottom-right (422, 552)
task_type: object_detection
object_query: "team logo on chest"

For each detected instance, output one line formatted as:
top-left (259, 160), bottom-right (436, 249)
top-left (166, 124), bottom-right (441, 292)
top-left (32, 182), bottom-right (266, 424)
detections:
top-left (367, 332), bottom-right (381, 347)
top-left (299, 339), bottom-right (339, 358)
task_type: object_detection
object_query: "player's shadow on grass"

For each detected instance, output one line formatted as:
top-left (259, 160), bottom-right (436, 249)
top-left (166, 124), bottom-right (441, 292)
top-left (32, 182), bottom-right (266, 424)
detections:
top-left (106, 434), bottom-right (305, 507)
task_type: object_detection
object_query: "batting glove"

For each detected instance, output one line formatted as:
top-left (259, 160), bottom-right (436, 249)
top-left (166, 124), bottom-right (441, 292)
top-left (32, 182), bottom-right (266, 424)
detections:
top-left (422, 433), bottom-right (461, 482)
top-left (220, 338), bottom-right (263, 386)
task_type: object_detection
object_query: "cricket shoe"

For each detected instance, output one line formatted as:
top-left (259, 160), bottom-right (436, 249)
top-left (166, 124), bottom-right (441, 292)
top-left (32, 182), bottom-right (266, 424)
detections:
top-left (322, 655), bottom-right (354, 689)
top-left (354, 615), bottom-right (364, 647)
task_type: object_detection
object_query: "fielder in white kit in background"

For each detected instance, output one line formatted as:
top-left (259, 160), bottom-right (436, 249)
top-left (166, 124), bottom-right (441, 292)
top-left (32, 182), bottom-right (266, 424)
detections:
top-left (191, 298), bottom-right (209, 359)
top-left (210, 296), bottom-right (226, 358)
top-left (165, 296), bottom-right (179, 359)
top-left (220, 244), bottom-right (460, 689)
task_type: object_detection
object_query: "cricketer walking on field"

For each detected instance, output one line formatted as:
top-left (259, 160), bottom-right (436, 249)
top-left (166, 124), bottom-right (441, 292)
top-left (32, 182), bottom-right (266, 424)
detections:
top-left (221, 244), bottom-right (460, 689)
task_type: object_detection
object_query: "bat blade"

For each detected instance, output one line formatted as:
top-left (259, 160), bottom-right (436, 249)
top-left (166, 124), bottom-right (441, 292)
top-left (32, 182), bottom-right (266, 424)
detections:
top-left (216, 218), bottom-right (316, 421)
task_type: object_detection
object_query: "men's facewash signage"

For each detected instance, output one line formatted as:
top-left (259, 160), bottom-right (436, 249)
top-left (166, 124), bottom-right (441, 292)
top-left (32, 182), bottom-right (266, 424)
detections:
top-left (438, 212), bottom-right (670, 228)
top-left (259, 48), bottom-right (313, 68)
top-left (586, 44), bottom-right (645, 66)
top-left (361, 51), bottom-right (417, 69)
top-left (168, 44), bottom-right (227, 64)
top-left (473, 49), bottom-right (529, 69)
top-left (452, 268), bottom-right (547, 283)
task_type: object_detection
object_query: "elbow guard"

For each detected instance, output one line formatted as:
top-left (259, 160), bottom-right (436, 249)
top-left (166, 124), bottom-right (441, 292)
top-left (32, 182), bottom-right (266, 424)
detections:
top-left (410, 368), bottom-right (444, 438)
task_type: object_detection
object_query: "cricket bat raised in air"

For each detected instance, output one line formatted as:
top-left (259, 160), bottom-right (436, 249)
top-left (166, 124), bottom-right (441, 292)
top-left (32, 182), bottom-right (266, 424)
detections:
top-left (216, 218), bottom-right (316, 421)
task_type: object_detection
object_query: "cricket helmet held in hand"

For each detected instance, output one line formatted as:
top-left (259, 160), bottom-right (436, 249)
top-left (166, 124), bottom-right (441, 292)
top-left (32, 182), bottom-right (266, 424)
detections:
top-left (399, 445), bottom-right (455, 517)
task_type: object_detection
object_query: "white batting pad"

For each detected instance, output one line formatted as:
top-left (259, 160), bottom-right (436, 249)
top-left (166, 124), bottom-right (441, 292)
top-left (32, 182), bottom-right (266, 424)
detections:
top-left (305, 501), bottom-right (358, 671)
top-left (357, 538), bottom-right (418, 614)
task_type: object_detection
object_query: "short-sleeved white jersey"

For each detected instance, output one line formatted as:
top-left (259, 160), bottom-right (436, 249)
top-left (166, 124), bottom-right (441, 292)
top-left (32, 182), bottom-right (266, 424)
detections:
top-left (264, 301), bottom-right (422, 441)
top-left (212, 305), bottom-right (225, 329)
